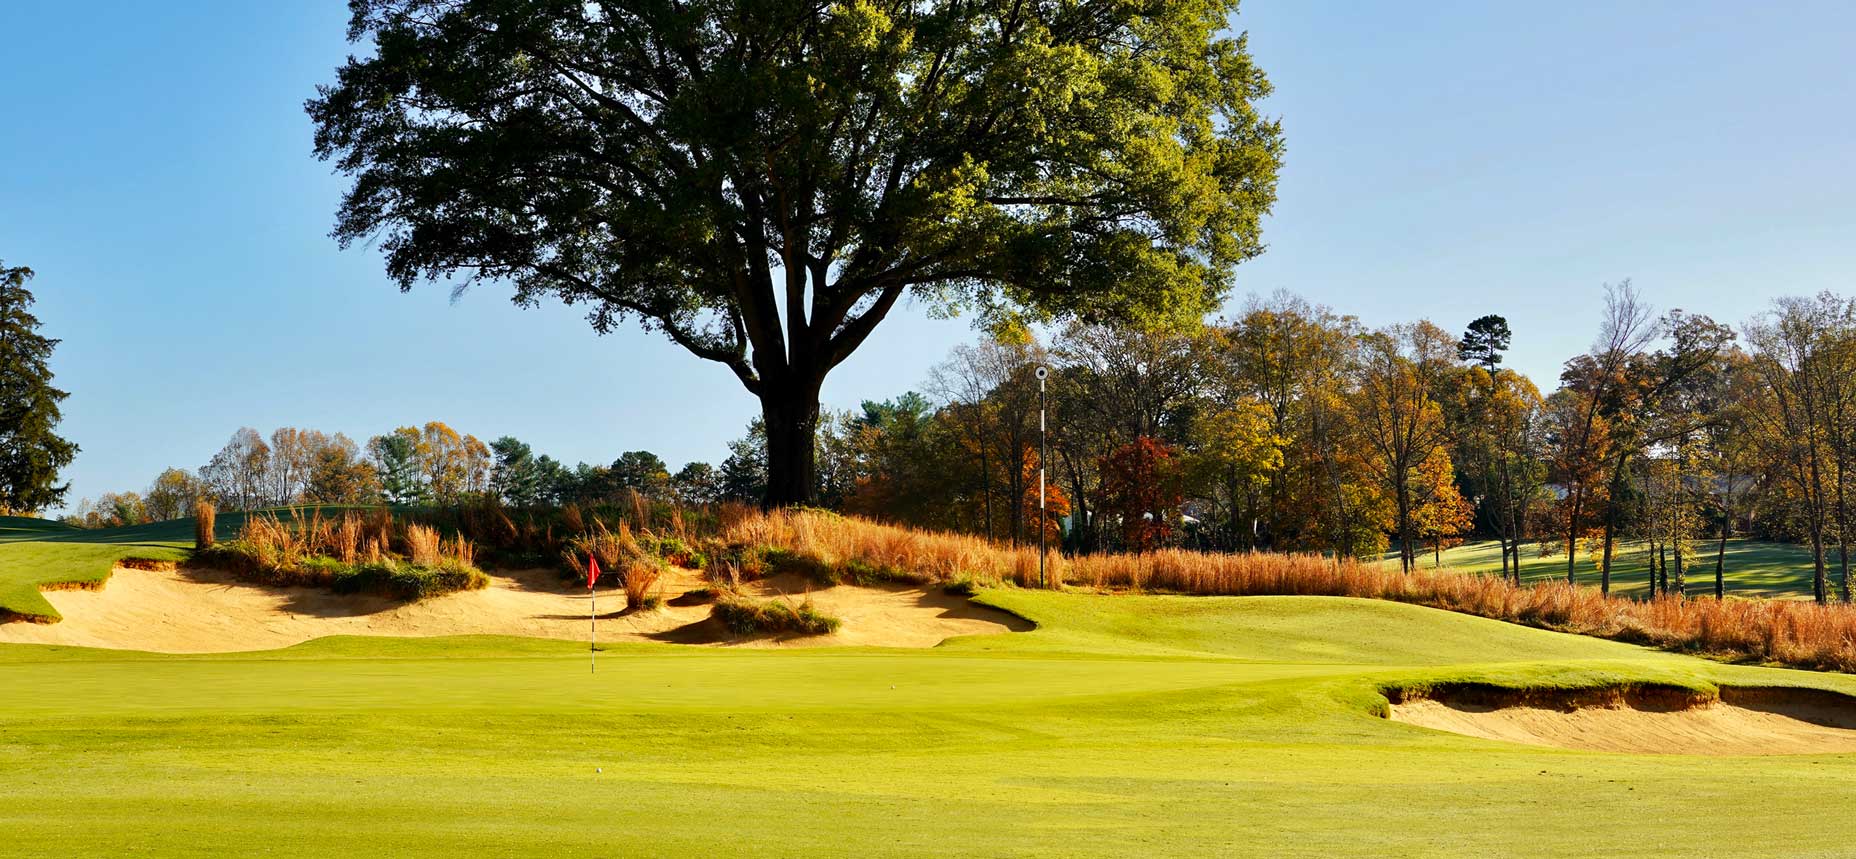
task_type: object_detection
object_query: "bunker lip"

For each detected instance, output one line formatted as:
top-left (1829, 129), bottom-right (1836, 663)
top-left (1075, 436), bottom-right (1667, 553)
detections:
top-left (1385, 683), bottom-right (1856, 755)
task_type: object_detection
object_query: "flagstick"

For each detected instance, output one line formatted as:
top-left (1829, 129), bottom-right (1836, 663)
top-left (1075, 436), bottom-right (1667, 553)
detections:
top-left (590, 579), bottom-right (597, 674)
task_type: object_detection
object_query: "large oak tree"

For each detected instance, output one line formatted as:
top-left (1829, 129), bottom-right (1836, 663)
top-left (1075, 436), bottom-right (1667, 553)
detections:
top-left (309, 0), bottom-right (1283, 505)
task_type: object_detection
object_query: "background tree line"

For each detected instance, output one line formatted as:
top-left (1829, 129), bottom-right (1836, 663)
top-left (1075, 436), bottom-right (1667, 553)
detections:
top-left (57, 282), bottom-right (1856, 608)
top-left (58, 420), bottom-right (764, 528)
top-left (711, 284), bottom-right (1856, 607)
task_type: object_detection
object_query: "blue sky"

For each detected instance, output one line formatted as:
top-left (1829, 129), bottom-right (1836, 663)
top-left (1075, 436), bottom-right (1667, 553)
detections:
top-left (2, 1), bottom-right (1853, 510)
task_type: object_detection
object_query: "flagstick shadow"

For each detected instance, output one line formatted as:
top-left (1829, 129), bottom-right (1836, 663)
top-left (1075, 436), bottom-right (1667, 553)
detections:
top-left (536, 610), bottom-right (633, 620)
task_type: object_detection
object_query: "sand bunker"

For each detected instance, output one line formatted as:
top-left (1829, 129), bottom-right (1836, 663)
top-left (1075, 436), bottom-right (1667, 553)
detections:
top-left (0, 565), bottom-right (1029, 654)
top-left (1388, 684), bottom-right (1856, 755)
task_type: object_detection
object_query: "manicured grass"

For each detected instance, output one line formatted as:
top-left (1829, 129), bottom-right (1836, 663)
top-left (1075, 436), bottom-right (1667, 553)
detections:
top-left (4, 592), bottom-right (1856, 857)
top-left (0, 516), bottom-right (196, 620)
top-left (1391, 537), bottom-right (1827, 599)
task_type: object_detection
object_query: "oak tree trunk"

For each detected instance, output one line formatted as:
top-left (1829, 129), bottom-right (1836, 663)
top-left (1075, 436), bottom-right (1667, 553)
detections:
top-left (760, 380), bottom-right (824, 508)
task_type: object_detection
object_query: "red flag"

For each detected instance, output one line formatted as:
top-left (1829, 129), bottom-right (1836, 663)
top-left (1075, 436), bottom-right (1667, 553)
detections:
top-left (587, 554), bottom-right (601, 590)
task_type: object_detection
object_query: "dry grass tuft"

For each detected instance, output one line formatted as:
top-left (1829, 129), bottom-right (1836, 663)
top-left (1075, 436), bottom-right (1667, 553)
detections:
top-left (193, 500), bottom-right (216, 549)
top-left (561, 502), bottom-right (586, 536)
top-left (404, 524), bottom-right (442, 567)
top-left (623, 559), bottom-right (664, 611)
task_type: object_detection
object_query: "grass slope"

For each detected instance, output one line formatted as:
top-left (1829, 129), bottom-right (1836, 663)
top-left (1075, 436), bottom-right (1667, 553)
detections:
top-left (0, 516), bottom-right (198, 620)
top-left (1391, 537), bottom-right (1822, 599)
top-left (3, 593), bottom-right (1855, 857)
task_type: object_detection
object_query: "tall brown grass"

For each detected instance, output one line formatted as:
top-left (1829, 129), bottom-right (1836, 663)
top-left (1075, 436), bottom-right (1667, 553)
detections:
top-left (193, 500), bottom-right (216, 549)
top-left (719, 508), bottom-right (1856, 673)
top-left (623, 559), bottom-right (664, 611)
top-left (206, 515), bottom-right (478, 582)
top-left (405, 523), bottom-right (442, 567)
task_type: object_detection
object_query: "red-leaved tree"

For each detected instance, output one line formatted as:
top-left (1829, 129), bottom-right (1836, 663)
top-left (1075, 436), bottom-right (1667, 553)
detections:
top-left (1099, 437), bottom-right (1184, 552)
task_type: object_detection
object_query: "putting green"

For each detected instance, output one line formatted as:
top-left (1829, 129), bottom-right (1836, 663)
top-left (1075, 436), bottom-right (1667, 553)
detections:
top-left (3, 591), bottom-right (1855, 857)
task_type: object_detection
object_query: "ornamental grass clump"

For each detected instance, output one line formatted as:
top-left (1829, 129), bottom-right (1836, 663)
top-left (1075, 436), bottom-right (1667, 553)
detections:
top-left (623, 559), bottom-right (665, 612)
top-left (191, 511), bottom-right (487, 601)
top-left (193, 499), bottom-right (216, 549)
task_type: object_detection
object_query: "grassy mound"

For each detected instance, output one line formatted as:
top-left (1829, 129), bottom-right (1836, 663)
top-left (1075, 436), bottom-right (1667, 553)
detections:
top-left (711, 592), bottom-right (841, 636)
top-left (192, 543), bottom-right (486, 600)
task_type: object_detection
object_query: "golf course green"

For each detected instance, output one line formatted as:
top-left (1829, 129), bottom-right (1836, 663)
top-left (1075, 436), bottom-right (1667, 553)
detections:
top-left (4, 588), bottom-right (1855, 857)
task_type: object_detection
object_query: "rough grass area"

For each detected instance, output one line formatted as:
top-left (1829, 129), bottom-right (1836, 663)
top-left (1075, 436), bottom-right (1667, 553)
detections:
top-left (4, 594), bottom-right (1856, 857)
top-left (711, 592), bottom-right (841, 636)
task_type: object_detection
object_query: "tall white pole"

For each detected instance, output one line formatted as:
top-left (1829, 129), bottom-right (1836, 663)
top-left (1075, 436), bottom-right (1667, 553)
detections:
top-left (590, 579), bottom-right (597, 674)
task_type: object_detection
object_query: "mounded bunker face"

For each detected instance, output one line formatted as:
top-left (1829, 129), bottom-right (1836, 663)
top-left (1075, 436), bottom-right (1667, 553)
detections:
top-left (1386, 684), bottom-right (1856, 755)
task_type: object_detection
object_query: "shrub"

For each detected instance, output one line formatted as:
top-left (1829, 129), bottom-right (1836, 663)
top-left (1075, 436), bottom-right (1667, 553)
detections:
top-left (652, 536), bottom-right (706, 569)
top-left (712, 593), bottom-right (840, 636)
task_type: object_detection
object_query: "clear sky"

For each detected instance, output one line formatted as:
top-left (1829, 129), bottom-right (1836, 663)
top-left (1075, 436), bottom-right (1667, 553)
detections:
top-left (2, 1), bottom-right (1853, 510)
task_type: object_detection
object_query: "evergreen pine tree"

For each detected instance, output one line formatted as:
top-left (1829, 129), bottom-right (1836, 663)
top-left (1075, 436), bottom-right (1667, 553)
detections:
top-left (0, 262), bottom-right (79, 513)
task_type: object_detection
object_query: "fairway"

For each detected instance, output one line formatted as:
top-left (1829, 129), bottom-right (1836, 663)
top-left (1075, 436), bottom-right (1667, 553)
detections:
top-left (5, 591), bottom-right (1856, 858)
top-left (1390, 537), bottom-right (1826, 600)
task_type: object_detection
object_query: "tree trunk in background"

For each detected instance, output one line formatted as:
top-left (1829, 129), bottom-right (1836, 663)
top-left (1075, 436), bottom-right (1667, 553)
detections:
top-left (1808, 442), bottom-right (1830, 603)
top-left (1715, 517), bottom-right (1729, 600)
top-left (1565, 488), bottom-right (1584, 585)
top-left (1810, 527), bottom-right (1828, 605)
top-left (1395, 470), bottom-right (1413, 573)
top-left (761, 381), bottom-right (823, 508)
top-left (1511, 501), bottom-right (1527, 585)
top-left (1838, 494), bottom-right (1852, 601)
top-left (1599, 518), bottom-right (1615, 596)
top-left (1672, 527), bottom-right (1685, 597)
top-left (979, 429), bottom-right (994, 542)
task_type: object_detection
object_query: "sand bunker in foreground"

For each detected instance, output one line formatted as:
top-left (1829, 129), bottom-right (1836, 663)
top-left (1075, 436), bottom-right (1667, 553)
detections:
top-left (0, 565), bottom-right (1029, 653)
top-left (1389, 685), bottom-right (1856, 755)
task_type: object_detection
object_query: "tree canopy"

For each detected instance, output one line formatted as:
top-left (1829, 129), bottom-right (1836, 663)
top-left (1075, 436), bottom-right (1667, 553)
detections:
top-left (309, 0), bottom-right (1283, 504)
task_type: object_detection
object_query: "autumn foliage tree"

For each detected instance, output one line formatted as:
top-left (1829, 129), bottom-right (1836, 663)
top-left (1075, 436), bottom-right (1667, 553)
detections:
top-left (1099, 437), bottom-right (1184, 552)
